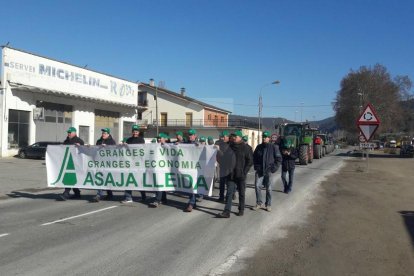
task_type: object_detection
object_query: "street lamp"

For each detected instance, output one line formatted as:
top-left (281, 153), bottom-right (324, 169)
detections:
top-left (258, 80), bottom-right (280, 144)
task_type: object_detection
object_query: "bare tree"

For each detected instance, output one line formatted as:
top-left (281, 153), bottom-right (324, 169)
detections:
top-left (333, 64), bottom-right (410, 137)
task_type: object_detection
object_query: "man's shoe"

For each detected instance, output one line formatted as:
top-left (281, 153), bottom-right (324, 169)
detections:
top-left (103, 194), bottom-right (113, 201)
top-left (251, 204), bottom-right (264, 211)
top-left (58, 194), bottom-right (68, 201)
top-left (236, 210), bottom-right (244, 216)
top-left (196, 196), bottom-right (203, 202)
top-left (136, 196), bottom-right (147, 202)
top-left (184, 204), bottom-right (193, 212)
top-left (266, 206), bottom-right (272, 212)
top-left (217, 212), bottom-right (230, 218)
top-left (149, 201), bottom-right (161, 208)
top-left (121, 199), bottom-right (133, 204)
top-left (70, 193), bottom-right (81, 199)
top-left (91, 195), bottom-right (100, 202)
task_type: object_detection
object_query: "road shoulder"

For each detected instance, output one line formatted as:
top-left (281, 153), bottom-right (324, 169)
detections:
top-left (230, 153), bottom-right (414, 275)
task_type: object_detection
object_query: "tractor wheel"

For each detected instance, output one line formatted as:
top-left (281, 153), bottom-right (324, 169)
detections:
top-left (299, 145), bottom-right (308, 165)
top-left (314, 144), bottom-right (321, 159)
top-left (308, 145), bottom-right (313, 163)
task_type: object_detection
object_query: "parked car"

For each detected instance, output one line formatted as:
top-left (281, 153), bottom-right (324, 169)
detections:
top-left (400, 143), bottom-right (414, 158)
top-left (18, 142), bottom-right (61, 159)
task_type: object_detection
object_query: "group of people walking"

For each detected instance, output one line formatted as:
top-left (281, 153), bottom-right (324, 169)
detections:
top-left (58, 125), bottom-right (298, 218)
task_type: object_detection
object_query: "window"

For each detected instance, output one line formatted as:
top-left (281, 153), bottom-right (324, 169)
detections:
top-left (208, 114), bottom-right (211, 120)
top-left (186, 113), bottom-right (193, 127)
top-left (8, 109), bottom-right (30, 149)
top-left (221, 116), bottom-right (224, 122)
top-left (161, 113), bottom-right (168, 127)
top-left (36, 102), bottom-right (72, 123)
top-left (138, 92), bottom-right (148, 106)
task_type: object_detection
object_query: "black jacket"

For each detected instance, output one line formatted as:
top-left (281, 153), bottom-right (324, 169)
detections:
top-left (96, 135), bottom-right (116, 145)
top-left (253, 142), bottom-right (282, 177)
top-left (215, 140), bottom-right (236, 177)
top-left (126, 136), bottom-right (145, 144)
top-left (229, 141), bottom-right (253, 181)
top-left (281, 148), bottom-right (297, 171)
top-left (63, 136), bottom-right (84, 145)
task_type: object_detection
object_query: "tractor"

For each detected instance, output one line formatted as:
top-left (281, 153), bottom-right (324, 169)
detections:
top-left (277, 123), bottom-right (314, 165)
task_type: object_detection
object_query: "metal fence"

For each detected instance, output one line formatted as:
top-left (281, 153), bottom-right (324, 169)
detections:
top-left (150, 119), bottom-right (258, 128)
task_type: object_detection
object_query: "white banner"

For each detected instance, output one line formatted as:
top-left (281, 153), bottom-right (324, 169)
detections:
top-left (46, 144), bottom-right (217, 196)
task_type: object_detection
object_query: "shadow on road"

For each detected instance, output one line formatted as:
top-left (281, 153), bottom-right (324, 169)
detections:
top-left (7, 191), bottom-right (62, 200)
top-left (399, 211), bottom-right (414, 247)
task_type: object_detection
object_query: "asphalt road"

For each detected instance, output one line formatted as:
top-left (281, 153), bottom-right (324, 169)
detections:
top-left (0, 151), bottom-right (346, 275)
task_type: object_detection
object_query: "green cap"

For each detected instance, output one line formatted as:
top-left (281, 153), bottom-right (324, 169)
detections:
top-left (242, 135), bottom-right (248, 142)
top-left (263, 131), bottom-right (270, 138)
top-left (199, 136), bottom-right (206, 142)
top-left (234, 130), bottom-right (243, 138)
top-left (151, 138), bottom-right (157, 143)
top-left (207, 136), bottom-right (214, 141)
top-left (158, 132), bottom-right (169, 139)
top-left (176, 131), bottom-right (183, 136)
top-left (101, 128), bottom-right (111, 134)
top-left (188, 129), bottom-right (197, 135)
top-left (132, 125), bottom-right (140, 131)
top-left (66, 127), bottom-right (77, 133)
top-left (220, 130), bottom-right (229, 137)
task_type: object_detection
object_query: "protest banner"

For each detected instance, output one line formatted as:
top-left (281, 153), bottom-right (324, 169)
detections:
top-left (46, 144), bottom-right (217, 196)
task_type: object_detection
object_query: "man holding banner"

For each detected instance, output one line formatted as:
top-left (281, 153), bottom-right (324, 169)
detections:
top-left (121, 125), bottom-right (146, 204)
top-left (149, 133), bottom-right (169, 208)
top-left (184, 129), bottom-right (201, 212)
top-left (58, 127), bottom-right (84, 201)
top-left (92, 128), bottom-right (117, 202)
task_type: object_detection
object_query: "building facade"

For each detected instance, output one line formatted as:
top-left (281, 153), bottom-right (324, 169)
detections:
top-left (138, 81), bottom-right (232, 139)
top-left (0, 47), bottom-right (138, 157)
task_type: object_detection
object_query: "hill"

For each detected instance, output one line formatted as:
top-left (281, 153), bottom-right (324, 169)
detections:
top-left (229, 114), bottom-right (337, 133)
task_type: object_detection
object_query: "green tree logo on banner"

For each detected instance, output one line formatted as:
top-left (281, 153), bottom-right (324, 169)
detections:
top-left (51, 147), bottom-right (77, 186)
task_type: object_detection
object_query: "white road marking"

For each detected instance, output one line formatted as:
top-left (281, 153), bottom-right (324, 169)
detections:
top-left (0, 233), bottom-right (10, 238)
top-left (41, 206), bottom-right (118, 226)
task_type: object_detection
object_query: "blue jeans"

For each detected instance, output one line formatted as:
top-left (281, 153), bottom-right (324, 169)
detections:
top-left (224, 179), bottom-right (246, 212)
top-left (219, 176), bottom-right (228, 199)
top-left (124, 190), bottom-right (147, 201)
top-left (281, 169), bottom-right (295, 191)
top-left (255, 173), bottom-right (272, 207)
top-left (187, 194), bottom-right (203, 207)
top-left (155, 191), bottom-right (167, 202)
top-left (97, 190), bottom-right (113, 197)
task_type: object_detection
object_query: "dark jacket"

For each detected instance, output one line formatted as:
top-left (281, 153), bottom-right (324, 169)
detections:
top-left (126, 136), bottom-right (145, 144)
top-left (215, 140), bottom-right (236, 177)
top-left (253, 142), bottom-right (282, 177)
top-left (281, 148), bottom-right (297, 171)
top-left (229, 141), bottom-right (253, 181)
top-left (63, 136), bottom-right (84, 145)
top-left (96, 135), bottom-right (116, 145)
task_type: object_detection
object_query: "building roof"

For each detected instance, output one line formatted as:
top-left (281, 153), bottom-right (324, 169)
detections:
top-left (139, 82), bottom-right (231, 114)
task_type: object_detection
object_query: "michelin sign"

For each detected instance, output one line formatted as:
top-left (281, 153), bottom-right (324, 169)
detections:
top-left (3, 47), bottom-right (136, 105)
top-left (46, 144), bottom-right (217, 196)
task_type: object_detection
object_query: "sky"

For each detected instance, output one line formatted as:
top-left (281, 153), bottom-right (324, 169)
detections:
top-left (1, 0), bottom-right (413, 121)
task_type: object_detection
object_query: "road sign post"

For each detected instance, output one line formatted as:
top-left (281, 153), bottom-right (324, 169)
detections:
top-left (356, 103), bottom-right (381, 172)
